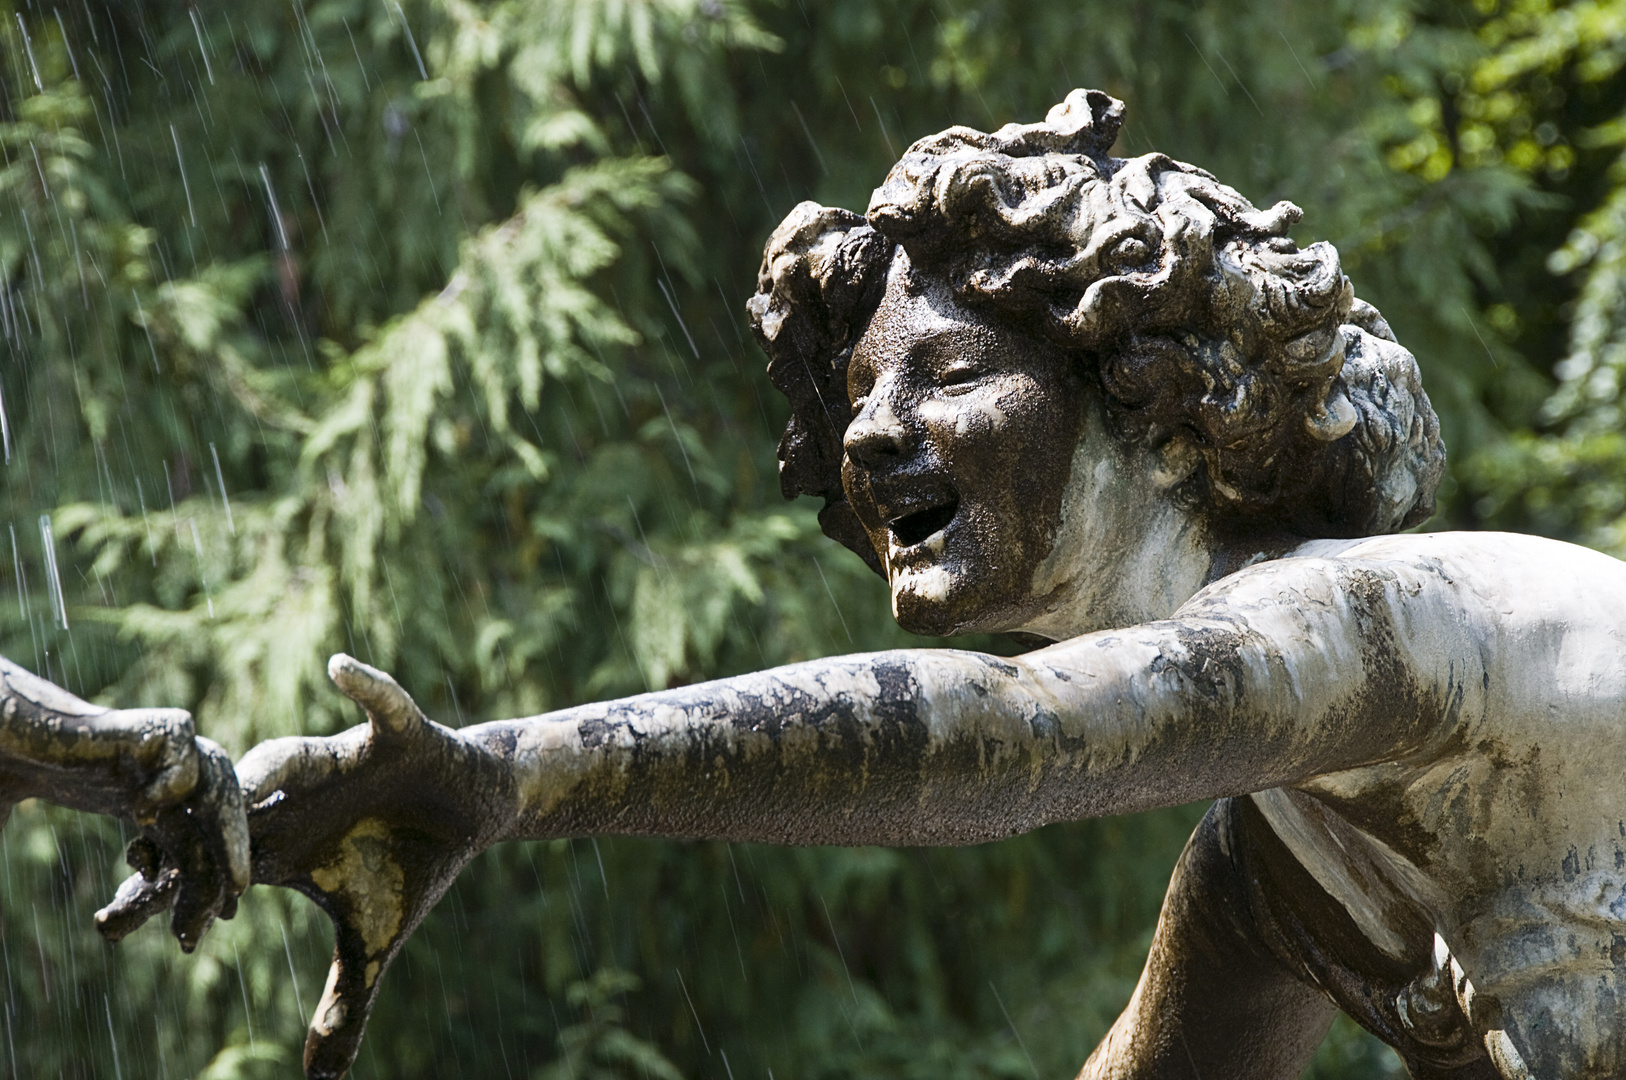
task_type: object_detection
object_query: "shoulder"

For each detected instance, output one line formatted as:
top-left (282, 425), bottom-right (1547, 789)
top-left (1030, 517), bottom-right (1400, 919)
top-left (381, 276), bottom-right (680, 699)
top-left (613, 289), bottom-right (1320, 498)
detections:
top-left (1180, 531), bottom-right (1626, 641)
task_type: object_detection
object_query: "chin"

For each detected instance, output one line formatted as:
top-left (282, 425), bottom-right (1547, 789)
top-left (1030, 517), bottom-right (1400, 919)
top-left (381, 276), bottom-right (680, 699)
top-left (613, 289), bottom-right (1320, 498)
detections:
top-left (890, 565), bottom-right (963, 635)
top-left (889, 565), bottom-right (1018, 637)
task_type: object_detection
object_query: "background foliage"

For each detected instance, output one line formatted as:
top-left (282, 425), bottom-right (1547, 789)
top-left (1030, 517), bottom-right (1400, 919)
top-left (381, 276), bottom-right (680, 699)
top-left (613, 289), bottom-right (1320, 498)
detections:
top-left (1, 0), bottom-right (1623, 1076)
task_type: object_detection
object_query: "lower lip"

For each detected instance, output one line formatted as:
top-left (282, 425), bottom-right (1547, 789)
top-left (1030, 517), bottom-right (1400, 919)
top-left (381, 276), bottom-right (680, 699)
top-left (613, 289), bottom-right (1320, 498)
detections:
top-left (888, 518), bottom-right (954, 559)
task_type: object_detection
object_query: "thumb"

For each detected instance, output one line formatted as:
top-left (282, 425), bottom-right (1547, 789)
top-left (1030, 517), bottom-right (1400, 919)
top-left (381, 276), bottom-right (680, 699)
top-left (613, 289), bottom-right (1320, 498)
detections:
top-left (327, 654), bottom-right (426, 739)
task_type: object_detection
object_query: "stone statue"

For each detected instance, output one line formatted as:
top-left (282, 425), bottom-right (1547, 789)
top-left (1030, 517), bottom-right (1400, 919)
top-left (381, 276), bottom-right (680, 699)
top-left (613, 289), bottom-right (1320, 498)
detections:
top-left (95, 90), bottom-right (1626, 1079)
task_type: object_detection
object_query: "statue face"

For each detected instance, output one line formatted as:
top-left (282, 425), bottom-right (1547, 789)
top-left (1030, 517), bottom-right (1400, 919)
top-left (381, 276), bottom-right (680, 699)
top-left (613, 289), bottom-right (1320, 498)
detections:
top-left (842, 256), bottom-right (1090, 636)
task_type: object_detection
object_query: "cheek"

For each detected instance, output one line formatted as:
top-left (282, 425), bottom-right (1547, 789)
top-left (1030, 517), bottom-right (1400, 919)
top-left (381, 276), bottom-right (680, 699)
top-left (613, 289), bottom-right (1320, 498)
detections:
top-left (916, 383), bottom-right (1021, 444)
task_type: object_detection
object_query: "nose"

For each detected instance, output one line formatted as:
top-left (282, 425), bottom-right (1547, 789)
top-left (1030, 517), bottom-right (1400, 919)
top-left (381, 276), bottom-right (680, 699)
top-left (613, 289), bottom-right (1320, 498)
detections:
top-left (844, 385), bottom-right (910, 468)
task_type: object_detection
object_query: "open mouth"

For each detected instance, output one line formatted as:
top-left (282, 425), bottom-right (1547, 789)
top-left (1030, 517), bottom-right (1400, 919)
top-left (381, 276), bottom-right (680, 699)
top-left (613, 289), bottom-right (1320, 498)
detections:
top-left (888, 498), bottom-right (959, 548)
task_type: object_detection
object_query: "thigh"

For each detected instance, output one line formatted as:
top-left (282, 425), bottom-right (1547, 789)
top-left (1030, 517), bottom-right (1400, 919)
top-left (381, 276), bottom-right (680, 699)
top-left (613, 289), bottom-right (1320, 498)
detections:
top-left (1078, 800), bottom-right (1337, 1080)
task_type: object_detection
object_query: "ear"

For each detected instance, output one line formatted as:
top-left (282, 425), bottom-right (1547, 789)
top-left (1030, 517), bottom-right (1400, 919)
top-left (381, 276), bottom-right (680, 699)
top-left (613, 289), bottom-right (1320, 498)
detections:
top-left (1151, 434), bottom-right (1202, 490)
top-left (1303, 380), bottom-right (1359, 443)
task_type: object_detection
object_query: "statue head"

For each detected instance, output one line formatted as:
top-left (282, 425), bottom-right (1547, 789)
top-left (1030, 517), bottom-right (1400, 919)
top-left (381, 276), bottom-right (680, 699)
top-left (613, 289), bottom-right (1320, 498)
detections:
top-left (747, 90), bottom-right (1445, 636)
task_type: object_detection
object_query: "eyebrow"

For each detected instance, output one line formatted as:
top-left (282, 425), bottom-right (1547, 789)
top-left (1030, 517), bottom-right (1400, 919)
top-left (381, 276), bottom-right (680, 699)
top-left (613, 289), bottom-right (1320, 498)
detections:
top-left (906, 323), bottom-right (1000, 351)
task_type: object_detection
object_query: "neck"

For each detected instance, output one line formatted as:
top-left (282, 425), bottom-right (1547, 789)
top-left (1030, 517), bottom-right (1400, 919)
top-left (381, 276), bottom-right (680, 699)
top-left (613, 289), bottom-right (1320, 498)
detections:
top-left (1013, 424), bottom-right (1302, 639)
top-left (1017, 497), bottom-right (1215, 639)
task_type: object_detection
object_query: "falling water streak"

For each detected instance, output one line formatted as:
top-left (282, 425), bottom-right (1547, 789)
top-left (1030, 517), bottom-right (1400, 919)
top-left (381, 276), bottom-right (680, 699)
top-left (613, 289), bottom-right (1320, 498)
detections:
top-left (282, 924), bottom-right (307, 1021)
top-left (0, 879), bottom-right (15, 1076)
top-left (590, 837), bottom-right (610, 900)
top-left (190, 519), bottom-right (215, 619)
top-left (154, 1011), bottom-right (170, 1078)
top-left (653, 385), bottom-right (698, 490)
top-left (14, 15), bottom-right (41, 91)
top-left (10, 525), bottom-right (27, 621)
top-left (721, 1049), bottom-right (738, 1080)
top-left (832, 75), bottom-right (863, 131)
top-left (725, 843), bottom-right (747, 904)
top-left (343, 18), bottom-right (372, 92)
top-left (38, 516), bottom-right (67, 630)
top-left (210, 442), bottom-right (235, 534)
top-left (103, 994), bottom-right (124, 1080)
top-left (234, 943), bottom-right (255, 1049)
top-left (136, 479), bottom-right (156, 566)
top-left (812, 558), bottom-right (852, 644)
top-left (1280, 31), bottom-right (1318, 88)
top-left (131, 290), bottom-right (160, 372)
top-left (990, 981), bottom-right (1041, 1080)
top-left (413, 130), bottom-right (441, 214)
top-left (4, 988), bottom-right (15, 1079)
top-left (721, 882), bottom-right (748, 980)
top-left (1185, 34), bottom-right (1230, 99)
top-left (29, 142), bottom-right (50, 201)
top-left (869, 96), bottom-right (897, 159)
top-left (1214, 50), bottom-right (1265, 118)
top-left (656, 277), bottom-right (700, 360)
top-left (1462, 306), bottom-right (1501, 368)
top-left (0, 380), bottom-right (11, 463)
top-left (259, 163), bottom-right (290, 251)
top-left (790, 100), bottom-right (830, 176)
top-left (170, 124), bottom-right (197, 227)
top-left (818, 892), bottom-right (859, 1007)
top-left (52, 9), bottom-right (80, 81)
top-left (390, 0), bottom-right (429, 80)
top-left (189, 9), bottom-right (215, 84)
top-left (297, 149), bottom-right (329, 241)
top-left (675, 968), bottom-right (712, 1054)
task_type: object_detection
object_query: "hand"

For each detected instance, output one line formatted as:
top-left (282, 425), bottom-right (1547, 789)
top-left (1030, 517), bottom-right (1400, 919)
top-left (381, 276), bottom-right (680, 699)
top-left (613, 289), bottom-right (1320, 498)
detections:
top-left (0, 655), bottom-right (248, 951)
top-left (236, 654), bottom-right (518, 1080)
top-left (93, 732), bottom-right (250, 951)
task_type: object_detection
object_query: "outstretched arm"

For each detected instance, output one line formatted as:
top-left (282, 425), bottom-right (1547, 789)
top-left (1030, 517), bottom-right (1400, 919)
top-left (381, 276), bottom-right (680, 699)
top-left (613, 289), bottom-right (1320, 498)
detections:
top-left (242, 551), bottom-right (1476, 1078)
top-left (483, 577), bottom-right (1450, 846)
top-left (490, 551), bottom-right (1467, 844)
top-left (0, 657), bottom-right (248, 949)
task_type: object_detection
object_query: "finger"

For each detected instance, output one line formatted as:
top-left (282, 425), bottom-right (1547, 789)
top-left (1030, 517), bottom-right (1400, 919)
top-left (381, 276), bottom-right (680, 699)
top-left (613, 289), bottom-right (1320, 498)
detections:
top-left (168, 871), bottom-right (219, 953)
top-left (299, 871), bottom-right (420, 1080)
top-left (237, 733), bottom-right (361, 806)
top-left (301, 939), bottom-right (395, 1080)
top-left (125, 835), bottom-right (161, 879)
top-left (148, 804), bottom-right (220, 953)
top-left (95, 868), bottom-right (178, 943)
top-left (326, 654), bottom-right (425, 738)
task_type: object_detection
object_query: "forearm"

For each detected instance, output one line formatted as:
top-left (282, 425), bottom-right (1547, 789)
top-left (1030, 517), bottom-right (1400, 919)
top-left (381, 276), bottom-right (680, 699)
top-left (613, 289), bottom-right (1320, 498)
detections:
top-left (469, 648), bottom-right (1050, 845)
top-left (0, 656), bottom-right (198, 821)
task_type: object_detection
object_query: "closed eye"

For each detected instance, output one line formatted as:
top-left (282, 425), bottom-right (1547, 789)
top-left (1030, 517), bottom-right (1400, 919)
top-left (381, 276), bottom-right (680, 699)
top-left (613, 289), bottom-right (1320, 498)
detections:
top-left (937, 365), bottom-right (985, 391)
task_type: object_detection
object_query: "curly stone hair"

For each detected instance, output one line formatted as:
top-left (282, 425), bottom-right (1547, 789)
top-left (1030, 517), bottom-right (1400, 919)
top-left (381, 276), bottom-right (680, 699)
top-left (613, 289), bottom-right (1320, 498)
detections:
top-left (746, 90), bottom-right (1445, 575)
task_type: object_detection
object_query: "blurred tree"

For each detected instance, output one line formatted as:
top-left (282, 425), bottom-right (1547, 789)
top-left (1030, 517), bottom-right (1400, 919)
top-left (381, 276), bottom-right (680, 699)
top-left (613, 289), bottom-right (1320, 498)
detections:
top-left (0, 1), bottom-right (1619, 1078)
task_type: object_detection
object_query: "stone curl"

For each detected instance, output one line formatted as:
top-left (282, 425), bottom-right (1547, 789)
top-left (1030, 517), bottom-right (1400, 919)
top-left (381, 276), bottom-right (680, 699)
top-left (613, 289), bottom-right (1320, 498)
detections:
top-left (747, 90), bottom-right (1444, 569)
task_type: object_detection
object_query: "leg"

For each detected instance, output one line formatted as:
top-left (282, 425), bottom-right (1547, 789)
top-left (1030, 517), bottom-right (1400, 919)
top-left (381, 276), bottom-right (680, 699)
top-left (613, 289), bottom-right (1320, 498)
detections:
top-left (1079, 801), bottom-right (1336, 1080)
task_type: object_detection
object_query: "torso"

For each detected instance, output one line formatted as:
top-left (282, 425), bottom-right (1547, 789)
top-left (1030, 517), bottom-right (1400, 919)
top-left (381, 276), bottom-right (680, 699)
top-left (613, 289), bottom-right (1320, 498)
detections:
top-left (1251, 532), bottom-right (1626, 1078)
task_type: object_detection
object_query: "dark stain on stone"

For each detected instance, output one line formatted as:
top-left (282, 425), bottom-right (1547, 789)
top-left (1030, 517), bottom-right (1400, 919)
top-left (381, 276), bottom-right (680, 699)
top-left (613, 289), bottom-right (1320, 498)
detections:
top-left (1563, 845), bottom-right (1582, 883)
